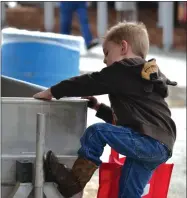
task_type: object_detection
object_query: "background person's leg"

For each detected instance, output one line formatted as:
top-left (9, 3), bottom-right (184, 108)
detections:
top-left (76, 2), bottom-right (95, 48)
top-left (60, 2), bottom-right (74, 34)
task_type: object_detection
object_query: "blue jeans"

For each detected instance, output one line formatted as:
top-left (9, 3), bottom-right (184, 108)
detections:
top-left (60, 2), bottom-right (93, 47)
top-left (78, 123), bottom-right (171, 198)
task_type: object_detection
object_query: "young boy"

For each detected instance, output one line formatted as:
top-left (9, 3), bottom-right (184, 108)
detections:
top-left (33, 21), bottom-right (177, 198)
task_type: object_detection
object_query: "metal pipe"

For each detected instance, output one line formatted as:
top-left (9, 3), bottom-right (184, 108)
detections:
top-left (97, 2), bottom-right (108, 43)
top-left (44, 2), bottom-right (54, 32)
top-left (1, 2), bottom-right (6, 27)
top-left (157, 2), bottom-right (164, 27)
top-left (115, 2), bottom-right (137, 22)
top-left (34, 113), bottom-right (46, 198)
top-left (162, 2), bottom-right (174, 51)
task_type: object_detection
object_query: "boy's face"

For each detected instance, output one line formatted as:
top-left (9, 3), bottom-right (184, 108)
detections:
top-left (103, 40), bottom-right (125, 67)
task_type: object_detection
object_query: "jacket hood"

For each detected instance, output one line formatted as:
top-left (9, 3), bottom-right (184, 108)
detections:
top-left (120, 58), bottom-right (177, 98)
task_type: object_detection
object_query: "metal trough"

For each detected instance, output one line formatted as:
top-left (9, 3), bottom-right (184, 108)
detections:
top-left (1, 76), bottom-right (88, 198)
top-left (1, 75), bottom-right (46, 97)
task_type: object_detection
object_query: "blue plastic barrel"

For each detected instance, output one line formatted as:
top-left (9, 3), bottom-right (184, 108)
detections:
top-left (2, 28), bottom-right (84, 87)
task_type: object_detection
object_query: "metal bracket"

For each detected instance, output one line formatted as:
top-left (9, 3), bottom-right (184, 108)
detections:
top-left (8, 183), bottom-right (33, 198)
top-left (9, 182), bottom-right (83, 198)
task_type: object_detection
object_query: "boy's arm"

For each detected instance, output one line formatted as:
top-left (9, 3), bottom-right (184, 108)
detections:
top-left (95, 103), bottom-right (113, 124)
top-left (84, 96), bottom-right (113, 124)
top-left (50, 63), bottom-right (119, 99)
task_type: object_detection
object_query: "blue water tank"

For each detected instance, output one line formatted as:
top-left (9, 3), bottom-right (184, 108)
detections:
top-left (2, 28), bottom-right (84, 87)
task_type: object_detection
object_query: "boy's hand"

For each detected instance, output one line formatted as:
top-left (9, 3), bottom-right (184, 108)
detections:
top-left (82, 96), bottom-right (100, 111)
top-left (33, 89), bottom-right (53, 101)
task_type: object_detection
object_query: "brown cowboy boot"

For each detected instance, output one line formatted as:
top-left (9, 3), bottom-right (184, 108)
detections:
top-left (45, 150), bottom-right (98, 198)
top-left (71, 156), bottom-right (98, 190)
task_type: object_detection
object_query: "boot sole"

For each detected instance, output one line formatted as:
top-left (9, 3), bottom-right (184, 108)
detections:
top-left (44, 150), bottom-right (54, 182)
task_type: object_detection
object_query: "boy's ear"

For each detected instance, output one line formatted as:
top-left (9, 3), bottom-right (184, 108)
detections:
top-left (121, 40), bottom-right (128, 55)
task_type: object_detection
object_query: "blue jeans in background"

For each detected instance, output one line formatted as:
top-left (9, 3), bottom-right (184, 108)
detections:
top-left (60, 2), bottom-right (93, 48)
top-left (78, 123), bottom-right (171, 198)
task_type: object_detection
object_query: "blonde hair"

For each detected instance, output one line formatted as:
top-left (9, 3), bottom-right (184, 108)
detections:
top-left (104, 21), bottom-right (149, 59)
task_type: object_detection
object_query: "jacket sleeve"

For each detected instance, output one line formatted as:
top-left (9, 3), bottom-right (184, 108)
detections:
top-left (95, 103), bottom-right (113, 124)
top-left (50, 63), bottom-right (121, 99)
